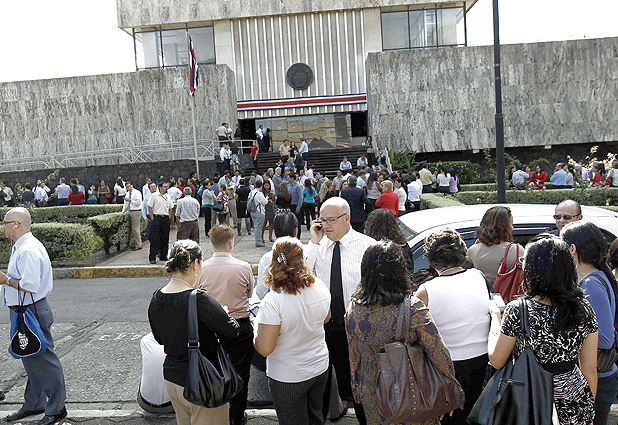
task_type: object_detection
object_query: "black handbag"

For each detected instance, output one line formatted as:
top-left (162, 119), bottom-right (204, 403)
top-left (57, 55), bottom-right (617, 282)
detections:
top-left (468, 299), bottom-right (554, 425)
top-left (183, 289), bottom-right (243, 408)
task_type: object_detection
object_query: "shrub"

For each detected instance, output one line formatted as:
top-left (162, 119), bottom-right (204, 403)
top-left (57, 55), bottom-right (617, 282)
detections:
top-left (421, 194), bottom-right (465, 210)
top-left (426, 161), bottom-right (482, 184)
top-left (0, 205), bottom-right (123, 225)
top-left (88, 212), bottom-right (147, 254)
top-left (0, 224), bottom-right (102, 262)
top-left (454, 187), bottom-right (618, 206)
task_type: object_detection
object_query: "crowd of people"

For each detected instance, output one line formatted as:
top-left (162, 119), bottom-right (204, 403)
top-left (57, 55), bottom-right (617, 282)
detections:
top-left (509, 160), bottom-right (618, 190)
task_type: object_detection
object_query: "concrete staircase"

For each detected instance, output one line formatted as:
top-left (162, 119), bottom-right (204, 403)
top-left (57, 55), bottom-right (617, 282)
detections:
top-left (256, 147), bottom-right (368, 178)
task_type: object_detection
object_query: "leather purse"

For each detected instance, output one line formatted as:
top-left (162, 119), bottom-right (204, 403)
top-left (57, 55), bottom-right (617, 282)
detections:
top-left (468, 299), bottom-right (555, 425)
top-left (494, 243), bottom-right (524, 303)
top-left (183, 289), bottom-right (243, 408)
top-left (377, 295), bottom-right (465, 422)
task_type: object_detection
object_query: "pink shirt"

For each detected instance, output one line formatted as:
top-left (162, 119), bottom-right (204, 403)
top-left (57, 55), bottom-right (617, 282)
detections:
top-left (198, 252), bottom-right (253, 319)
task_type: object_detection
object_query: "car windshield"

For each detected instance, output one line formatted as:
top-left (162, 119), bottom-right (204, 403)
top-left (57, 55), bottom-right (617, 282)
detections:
top-left (397, 218), bottom-right (418, 242)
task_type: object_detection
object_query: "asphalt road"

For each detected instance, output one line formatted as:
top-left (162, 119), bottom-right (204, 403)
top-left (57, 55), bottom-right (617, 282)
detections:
top-left (0, 278), bottom-right (361, 424)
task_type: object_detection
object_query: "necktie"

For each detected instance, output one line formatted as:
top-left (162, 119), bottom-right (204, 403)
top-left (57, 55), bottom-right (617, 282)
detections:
top-left (330, 241), bottom-right (345, 326)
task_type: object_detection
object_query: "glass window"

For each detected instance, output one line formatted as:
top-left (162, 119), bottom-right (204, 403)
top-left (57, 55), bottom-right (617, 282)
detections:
top-left (438, 8), bottom-right (465, 46)
top-left (135, 31), bottom-right (162, 69)
top-left (188, 27), bottom-right (216, 64)
top-left (161, 29), bottom-right (188, 67)
top-left (381, 11), bottom-right (409, 50)
top-left (409, 10), bottom-right (437, 48)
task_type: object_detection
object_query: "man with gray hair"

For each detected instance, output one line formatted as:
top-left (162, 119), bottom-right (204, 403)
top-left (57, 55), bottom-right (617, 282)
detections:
top-left (306, 197), bottom-right (375, 424)
top-left (272, 167), bottom-right (283, 197)
top-left (0, 208), bottom-right (67, 424)
top-left (175, 187), bottom-right (201, 243)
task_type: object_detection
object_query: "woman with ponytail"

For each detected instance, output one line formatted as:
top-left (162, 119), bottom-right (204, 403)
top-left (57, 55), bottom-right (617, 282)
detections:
top-left (562, 222), bottom-right (618, 425)
top-left (488, 235), bottom-right (598, 425)
top-left (253, 237), bottom-right (331, 425)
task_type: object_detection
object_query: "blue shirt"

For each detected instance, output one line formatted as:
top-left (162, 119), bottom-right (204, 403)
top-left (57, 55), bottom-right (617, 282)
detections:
top-left (4, 233), bottom-right (53, 306)
top-left (581, 271), bottom-right (618, 377)
top-left (303, 187), bottom-right (316, 203)
top-left (142, 191), bottom-right (152, 220)
top-left (288, 181), bottom-right (303, 210)
top-left (550, 169), bottom-right (567, 186)
top-left (55, 183), bottom-right (71, 199)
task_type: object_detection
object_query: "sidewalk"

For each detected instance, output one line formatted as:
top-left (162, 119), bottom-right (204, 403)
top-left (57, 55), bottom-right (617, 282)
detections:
top-left (69, 216), bottom-right (313, 277)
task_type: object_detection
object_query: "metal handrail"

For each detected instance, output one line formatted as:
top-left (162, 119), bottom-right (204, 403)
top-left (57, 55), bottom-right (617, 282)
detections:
top-left (0, 139), bottom-right (221, 173)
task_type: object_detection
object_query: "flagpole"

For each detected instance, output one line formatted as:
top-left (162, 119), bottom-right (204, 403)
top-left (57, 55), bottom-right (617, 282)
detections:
top-left (186, 30), bottom-right (201, 182)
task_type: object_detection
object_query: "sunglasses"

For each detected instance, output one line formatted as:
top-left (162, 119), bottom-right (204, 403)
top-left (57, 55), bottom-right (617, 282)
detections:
top-left (553, 214), bottom-right (579, 220)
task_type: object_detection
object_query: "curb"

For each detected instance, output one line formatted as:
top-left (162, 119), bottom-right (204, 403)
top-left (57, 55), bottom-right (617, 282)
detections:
top-left (53, 264), bottom-right (260, 279)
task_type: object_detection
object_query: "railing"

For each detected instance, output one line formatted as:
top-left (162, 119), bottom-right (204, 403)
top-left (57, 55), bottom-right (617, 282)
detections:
top-left (0, 139), bottom-right (221, 173)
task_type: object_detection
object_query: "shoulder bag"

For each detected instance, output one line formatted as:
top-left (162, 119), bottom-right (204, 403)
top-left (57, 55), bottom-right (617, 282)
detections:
top-left (8, 283), bottom-right (50, 359)
top-left (183, 289), bottom-right (243, 408)
top-left (377, 295), bottom-right (465, 422)
top-left (591, 274), bottom-right (618, 372)
top-left (468, 299), bottom-right (555, 425)
top-left (494, 243), bottom-right (524, 303)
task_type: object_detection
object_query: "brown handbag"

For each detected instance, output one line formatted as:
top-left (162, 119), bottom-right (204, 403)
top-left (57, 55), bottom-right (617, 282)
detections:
top-left (377, 295), bottom-right (465, 423)
top-left (494, 243), bottom-right (524, 303)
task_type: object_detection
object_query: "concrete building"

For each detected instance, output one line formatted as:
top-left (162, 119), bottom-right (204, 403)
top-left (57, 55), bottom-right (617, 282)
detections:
top-left (0, 0), bottom-right (616, 174)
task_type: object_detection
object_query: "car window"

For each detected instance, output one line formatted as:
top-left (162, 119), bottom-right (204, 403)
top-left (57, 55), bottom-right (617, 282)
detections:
top-left (397, 218), bottom-right (418, 242)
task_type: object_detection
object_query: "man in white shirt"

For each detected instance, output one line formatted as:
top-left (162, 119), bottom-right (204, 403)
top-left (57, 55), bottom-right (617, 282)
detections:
top-left (55, 178), bottom-right (70, 206)
top-left (220, 144), bottom-right (232, 173)
top-left (231, 171), bottom-right (242, 188)
top-left (339, 157), bottom-right (352, 173)
top-left (356, 155), bottom-right (368, 168)
top-left (142, 178), bottom-right (153, 197)
top-left (147, 183), bottom-right (173, 264)
top-left (299, 138), bottom-right (309, 165)
top-left (175, 187), bottom-right (201, 243)
top-left (407, 173), bottom-right (423, 212)
top-left (34, 180), bottom-right (49, 207)
top-left (166, 182), bottom-right (183, 230)
top-left (256, 125), bottom-right (264, 151)
top-left (305, 197), bottom-right (375, 424)
top-left (215, 122), bottom-right (228, 141)
top-left (142, 182), bottom-right (157, 241)
top-left (511, 167), bottom-right (529, 189)
top-left (122, 182), bottom-right (143, 250)
top-left (249, 180), bottom-right (269, 247)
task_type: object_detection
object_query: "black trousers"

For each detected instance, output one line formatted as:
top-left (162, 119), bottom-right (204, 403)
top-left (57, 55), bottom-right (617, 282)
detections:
top-left (203, 206), bottom-right (212, 236)
top-left (220, 318), bottom-right (254, 423)
top-left (303, 202), bottom-right (316, 230)
top-left (149, 215), bottom-right (170, 261)
top-left (294, 209), bottom-right (303, 238)
top-left (441, 353), bottom-right (489, 425)
top-left (322, 321), bottom-right (367, 425)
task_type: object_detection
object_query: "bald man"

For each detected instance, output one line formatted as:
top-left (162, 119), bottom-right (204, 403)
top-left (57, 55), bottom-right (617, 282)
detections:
top-left (554, 200), bottom-right (583, 232)
top-left (0, 208), bottom-right (67, 424)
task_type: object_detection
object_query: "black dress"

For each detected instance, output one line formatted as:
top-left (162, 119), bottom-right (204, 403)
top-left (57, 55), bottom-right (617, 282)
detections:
top-left (236, 186), bottom-right (251, 218)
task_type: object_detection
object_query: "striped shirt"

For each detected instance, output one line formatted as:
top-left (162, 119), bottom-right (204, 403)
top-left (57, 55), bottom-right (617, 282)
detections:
top-left (305, 228), bottom-right (375, 312)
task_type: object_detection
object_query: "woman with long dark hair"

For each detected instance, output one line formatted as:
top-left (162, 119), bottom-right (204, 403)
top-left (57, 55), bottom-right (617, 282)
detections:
top-left (562, 222), bottom-right (618, 425)
top-left (346, 241), bottom-right (457, 424)
top-left (365, 171), bottom-right (381, 213)
top-left (364, 209), bottom-right (414, 277)
top-left (467, 206), bottom-right (524, 284)
top-left (488, 236), bottom-right (598, 425)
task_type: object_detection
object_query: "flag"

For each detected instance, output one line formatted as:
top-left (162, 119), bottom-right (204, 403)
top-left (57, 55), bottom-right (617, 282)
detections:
top-left (189, 37), bottom-right (199, 95)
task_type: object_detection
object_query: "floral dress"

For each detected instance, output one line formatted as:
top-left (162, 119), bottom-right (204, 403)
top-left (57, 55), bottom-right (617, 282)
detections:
top-left (346, 296), bottom-right (456, 425)
top-left (500, 299), bottom-right (598, 425)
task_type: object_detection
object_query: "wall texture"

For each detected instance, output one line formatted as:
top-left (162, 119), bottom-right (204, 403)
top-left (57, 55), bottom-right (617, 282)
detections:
top-left (0, 66), bottom-right (236, 169)
top-left (116, 0), bottom-right (473, 29)
top-left (368, 37), bottom-right (618, 153)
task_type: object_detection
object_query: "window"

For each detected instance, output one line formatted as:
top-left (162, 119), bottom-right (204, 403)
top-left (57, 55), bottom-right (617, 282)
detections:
top-left (135, 26), bottom-right (215, 70)
top-left (382, 7), bottom-right (466, 50)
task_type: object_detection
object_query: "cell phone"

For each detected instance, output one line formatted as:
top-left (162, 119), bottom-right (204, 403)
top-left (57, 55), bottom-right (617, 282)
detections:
top-left (316, 225), bottom-right (322, 231)
top-left (491, 293), bottom-right (506, 313)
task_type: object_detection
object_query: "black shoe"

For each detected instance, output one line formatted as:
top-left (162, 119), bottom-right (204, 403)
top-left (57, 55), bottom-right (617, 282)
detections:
top-left (230, 412), bottom-right (247, 425)
top-left (149, 260), bottom-right (156, 264)
top-left (35, 407), bottom-right (67, 425)
top-left (5, 408), bottom-right (45, 422)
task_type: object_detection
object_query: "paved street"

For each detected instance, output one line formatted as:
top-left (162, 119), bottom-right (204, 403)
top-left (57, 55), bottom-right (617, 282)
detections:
top-left (0, 277), bottom-right (360, 424)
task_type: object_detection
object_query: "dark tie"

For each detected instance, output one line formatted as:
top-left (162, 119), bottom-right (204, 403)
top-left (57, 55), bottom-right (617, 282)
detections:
top-left (330, 241), bottom-right (345, 326)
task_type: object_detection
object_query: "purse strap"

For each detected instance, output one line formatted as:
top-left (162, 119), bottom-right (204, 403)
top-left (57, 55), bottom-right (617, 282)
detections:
top-left (187, 289), bottom-right (200, 349)
top-left (518, 299), bottom-right (531, 342)
top-left (500, 242), bottom-right (514, 263)
top-left (395, 295), bottom-right (412, 344)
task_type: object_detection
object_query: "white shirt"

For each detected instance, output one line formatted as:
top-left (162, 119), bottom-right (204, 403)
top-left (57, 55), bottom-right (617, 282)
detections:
top-left (139, 333), bottom-right (171, 406)
top-left (299, 141), bottom-right (309, 154)
top-left (257, 278), bottom-right (330, 383)
top-left (421, 269), bottom-right (490, 361)
top-left (250, 189), bottom-right (268, 215)
top-left (407, 180), bottom-right (422, 202)
top-left (512, 170), bottom-right (529, 186)
top-left (167, 186), bottom-right (183, 204)
top-left (142, 183), bottom-right (150, 197)
top-left (4, 233), bottom-right (53, 306)
top-left (396, 187), bottom-right (407, 211)
top-left (305, 169), bottom-right (314, 181)
top-left (256, 128), bottom-right (264, 139)
top-left (147, 192), bottom-right (173, 216)
top-left (231, 175), bottom-right (242, 187)
top-left (305, 229), bottom-right (376, 313)
top-left (114, 182), bottom-right (127, 197)
top-left (175, 196), bottom-right (201, 222)
top-left (34, 186), bottom-right (49, 202)
top-left (256, 251), bottom-right (273, 300)
top-left (357, 157), bottom-right (368, 167)
top-left (339, 160), bottom-right (352, 170)
top-left (122, 188), bottom-right (143, 212)
top-left (437, 173), bottom-right (451, 187)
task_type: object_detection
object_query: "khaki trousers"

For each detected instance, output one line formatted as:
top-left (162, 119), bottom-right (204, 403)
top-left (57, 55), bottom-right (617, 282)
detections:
top-left (128, 210), bottom-right (142, 248)
top-left (165, 380), bottom-right (229, 425)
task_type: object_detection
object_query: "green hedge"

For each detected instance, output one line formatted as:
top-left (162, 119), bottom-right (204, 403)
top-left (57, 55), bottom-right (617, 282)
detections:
top-left (0, 205), bottom-right (123, 225)
top-left (88, 212), bottom-right (147, 254)
top-left (454, 187), bottom-right (618, 206)
top-left (421, 194), bottom-right (465, 210)
top-left (0, 224), bottom-right (102, 262)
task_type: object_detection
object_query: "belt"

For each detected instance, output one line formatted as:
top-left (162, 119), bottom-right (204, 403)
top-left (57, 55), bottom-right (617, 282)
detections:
top-left (155, 214), bottom-right (169, 217)
top-left (8, 297), bottom-right (47, 309)
top-left (180, 219), bottom-right (198, 223)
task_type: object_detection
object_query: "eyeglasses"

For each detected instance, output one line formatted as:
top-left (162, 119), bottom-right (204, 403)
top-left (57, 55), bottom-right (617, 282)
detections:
top-left (319, 213), bottom-right (347, 225)
top-left (553, 214), bottom-right (579, 220)
top-left (1, 220), bottom-right (18, 226)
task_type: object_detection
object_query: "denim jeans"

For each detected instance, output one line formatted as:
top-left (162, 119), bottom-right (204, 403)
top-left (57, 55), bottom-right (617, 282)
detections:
top-left (251, 211), bottom-right (265, 245)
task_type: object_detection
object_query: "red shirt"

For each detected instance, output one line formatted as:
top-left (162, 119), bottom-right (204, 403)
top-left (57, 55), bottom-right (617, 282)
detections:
top-left (251, 145), bottom-right (258, 159)
top-left (530, 171), bottom-right (546, 185)
top-left (375, 190), bottom-right (399, 217)
top-left (68, 191), bottom-right (85, 205)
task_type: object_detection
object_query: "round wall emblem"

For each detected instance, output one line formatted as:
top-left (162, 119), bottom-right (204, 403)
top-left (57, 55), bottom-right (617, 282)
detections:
top-left (286, 63), bottom-right (314, 90)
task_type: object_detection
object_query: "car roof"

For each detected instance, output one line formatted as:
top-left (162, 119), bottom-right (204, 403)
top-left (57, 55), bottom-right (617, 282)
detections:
top-left (400, 203), bottom-right (618, 242)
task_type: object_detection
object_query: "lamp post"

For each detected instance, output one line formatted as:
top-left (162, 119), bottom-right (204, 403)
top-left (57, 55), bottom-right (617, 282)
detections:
top-left (493, 0), bottom-right (506, 203)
